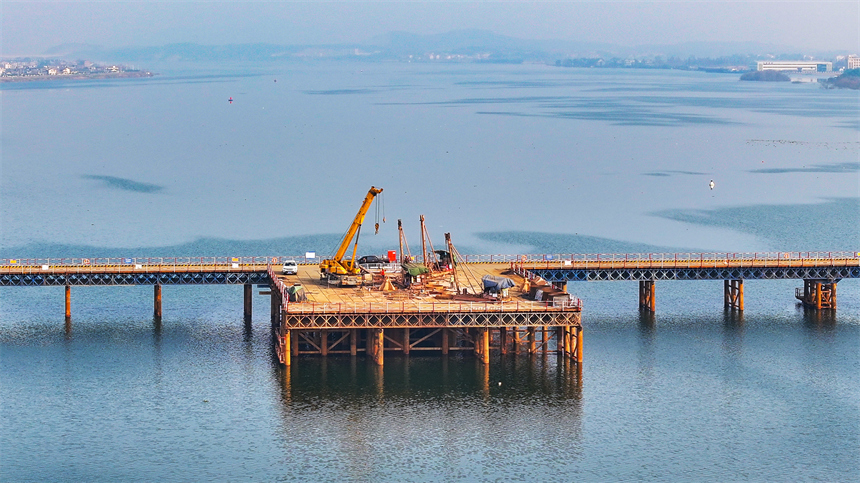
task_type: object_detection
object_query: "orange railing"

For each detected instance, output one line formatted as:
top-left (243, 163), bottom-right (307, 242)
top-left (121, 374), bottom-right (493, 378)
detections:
top-left (0, 257), bottom-right (277, 274)
top-left (282, 298), bottom-right (582, 315)
top-left (267, 264), bottom-right (289, 308)
top-left (509, 251), bottom-right (860, 271)
top-left (3, 251), bottom-right (857, 273)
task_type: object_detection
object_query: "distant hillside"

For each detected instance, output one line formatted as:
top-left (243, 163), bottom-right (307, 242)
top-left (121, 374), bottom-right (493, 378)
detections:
top-left (366, 29), bottom-right (619, 59)
top-left (635, 40), bottom-right (803, 58)
top-left (44, 43), bottom-right (311, 63)
top-left (822, 68), bottom-right (860, 90)
top-left (37, 30), bottom-right (835, 65)
top-left (42, 31), bottom-right (620, 63)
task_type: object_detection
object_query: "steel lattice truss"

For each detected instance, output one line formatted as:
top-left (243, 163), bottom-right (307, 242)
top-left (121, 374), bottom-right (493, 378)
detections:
top-left (0, 271), bottom-right (270, 286)
top-left (530, 266), bottom-right (860, 282)
top-left (283, 310), bottom-right (581, 329)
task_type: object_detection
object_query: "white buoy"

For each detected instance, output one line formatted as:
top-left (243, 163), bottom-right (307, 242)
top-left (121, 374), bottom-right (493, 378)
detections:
top-left (709, 179), bottom-right (715, 190)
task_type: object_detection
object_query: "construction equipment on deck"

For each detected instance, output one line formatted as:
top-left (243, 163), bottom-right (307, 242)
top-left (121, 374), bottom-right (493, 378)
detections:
top-left (320, 186), bottom-right (383, 286)
top-left (420, 215), bottom-right (441, 271)
top-left (397, 219), bottom-right (414, 264)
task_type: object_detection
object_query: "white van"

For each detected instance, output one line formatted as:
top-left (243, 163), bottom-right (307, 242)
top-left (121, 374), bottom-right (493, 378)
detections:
top-left (282, 260), bottom-right (298, 275)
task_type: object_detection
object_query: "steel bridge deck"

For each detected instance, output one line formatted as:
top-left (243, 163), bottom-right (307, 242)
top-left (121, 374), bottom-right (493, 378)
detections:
top-left (269, 263), bottom-right (581, 329)
top-left (2, 252), bottom-right (857, 287)
top-left (526, 266), bottom-right (860, 282)
top-left (0, 263), bottom-right (270, 286)
top-left (514, 253), bottom-right (859, 282)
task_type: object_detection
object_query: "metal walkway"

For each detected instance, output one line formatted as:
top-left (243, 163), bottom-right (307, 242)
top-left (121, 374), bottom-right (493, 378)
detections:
top-left (1, 252), bottom-right (857, 286)
top-left (0, 257), bottom-right (272, 286)
top-left (513, 252), bottom-right (859, 282)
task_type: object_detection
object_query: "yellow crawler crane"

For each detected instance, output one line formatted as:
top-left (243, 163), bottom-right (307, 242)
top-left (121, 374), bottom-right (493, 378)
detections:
top-left (319, 186), bottom-right (383, 286)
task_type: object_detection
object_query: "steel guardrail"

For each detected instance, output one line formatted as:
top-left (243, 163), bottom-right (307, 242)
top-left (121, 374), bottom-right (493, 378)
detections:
top-left (282, 299), bottom-right (582, 315)
top-left (2, 251), bottom-right (857, 273)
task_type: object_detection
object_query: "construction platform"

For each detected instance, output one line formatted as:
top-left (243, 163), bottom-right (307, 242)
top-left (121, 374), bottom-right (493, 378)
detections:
top-left (267, 263), bottom-right (582, 367)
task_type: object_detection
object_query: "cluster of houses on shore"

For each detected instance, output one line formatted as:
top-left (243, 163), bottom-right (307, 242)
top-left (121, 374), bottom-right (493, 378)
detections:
top-left (1, 59), bottom-right (150, 81)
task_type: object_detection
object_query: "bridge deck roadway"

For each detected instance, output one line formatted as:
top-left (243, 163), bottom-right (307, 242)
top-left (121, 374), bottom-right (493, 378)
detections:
top-left (518, 257), bottom-right (859, 271)
top-left (0, 263), bottom-right (271, 275)
top-left (517, 256), bottom-right (860, 282)
top-left (2, 254), bottom-right (857, 286)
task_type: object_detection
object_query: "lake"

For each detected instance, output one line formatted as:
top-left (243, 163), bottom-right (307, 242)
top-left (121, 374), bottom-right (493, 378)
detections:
top-left (1, 61), bottom-right (858, 481)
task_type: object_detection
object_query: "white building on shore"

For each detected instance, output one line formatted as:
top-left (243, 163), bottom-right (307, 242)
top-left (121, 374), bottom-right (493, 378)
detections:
top-left (756, 61), bottom-right (832, 72)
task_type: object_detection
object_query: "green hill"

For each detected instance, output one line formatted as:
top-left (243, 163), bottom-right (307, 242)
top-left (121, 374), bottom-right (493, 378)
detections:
top-left (822, 68), bottom-right (860, 90)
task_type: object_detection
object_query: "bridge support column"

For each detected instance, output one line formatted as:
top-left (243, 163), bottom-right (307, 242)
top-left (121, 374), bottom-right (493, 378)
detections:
top-left (724, 279), bottom-right (744, 311)
top-left (798, 280), bottom-right (837, 310)
top-left (513, 328), bottom-right (521, 354)
top-left (402, 328), bottom-right (410, 355)
top-left (639, 280), bottom-right (655, 312)
top-left (441, 329), bottom-right (449, 355)
top-left (833, 282), bottom-right (837, 309)
top-left (563, 327), bottom-right (570, 358)
top-left (475, 327), bottom-right (489, 364)
top-left (282, 329), bottom-right (292, 366)
top-left (573, 326), bottom-right (583, 363)
top-left (153, 284), bottom-right (162, 319)
top-left (556, 326), bottom-right (565, 355)
top-left (537, 326), bottom-right (544, 354)
top-left (243, 283), bottom-right (252, 320)
top-left (350, 329), bottom-right (357, 356)
top-left (367, 328), bottom-right (384, 366)
top-left (65, 285), bottom-right (71, 319)
top-left (527, 327), bottom-right (536, 354)
top-left (560, 326), bottom-right (568, 357)
top-left (577, 327), bottom-right (583, 363)
top-left (270, 290), bottom-right (281, 326)
top-left (499, 327), bottom-right (508, 355)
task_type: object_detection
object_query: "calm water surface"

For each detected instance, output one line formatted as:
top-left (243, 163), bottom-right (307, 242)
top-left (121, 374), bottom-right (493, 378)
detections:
top-left (2, 62), bottom-right (858, 481)
top-left (2, 282), bottom-right (858, 481)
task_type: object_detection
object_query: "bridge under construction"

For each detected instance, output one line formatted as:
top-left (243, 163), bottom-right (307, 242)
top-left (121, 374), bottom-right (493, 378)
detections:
top-left (1, 183), bottom-right (855, 367)
top-left (2, 251), bottom-right (857, 368)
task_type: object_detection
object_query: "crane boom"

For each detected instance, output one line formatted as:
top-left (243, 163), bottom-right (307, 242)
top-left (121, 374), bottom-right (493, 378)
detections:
top-left (320, 186), bottom-right (383, 278)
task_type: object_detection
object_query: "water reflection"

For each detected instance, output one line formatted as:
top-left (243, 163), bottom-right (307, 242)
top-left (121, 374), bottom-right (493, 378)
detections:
top-left (151, 316), bottom-right (165, 407)
top-left (272, 354), bottom-right (584, 479)
top-left (242, 318), bottom-right (253, 343)
top-left (638, 310), bottom-right (656, 331)
top-left (801, 307), bottom-right (837, 331)
top-left (723, 309), bottom-right (745, 328)
top-left (719, 311), bottom-right (746, 401)
top-left (721, 309), bottom-right (746, 360)
top-left (636, 312), bottom-right (656, 404)
top-left (152, 316), bottom-right (163, 339)
top-left (274, 354), bottom-right (583, 412)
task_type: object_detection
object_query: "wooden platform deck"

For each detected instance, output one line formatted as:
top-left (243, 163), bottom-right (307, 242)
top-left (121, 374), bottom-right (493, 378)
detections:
top-left (268, 263), bottom-right (584, 366)
top-left (273, 263), bottom-right (578, 314)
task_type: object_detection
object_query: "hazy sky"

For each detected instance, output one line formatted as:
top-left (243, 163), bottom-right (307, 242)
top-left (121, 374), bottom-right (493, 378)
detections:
top-left (2, 1), bottom-right (859, 56)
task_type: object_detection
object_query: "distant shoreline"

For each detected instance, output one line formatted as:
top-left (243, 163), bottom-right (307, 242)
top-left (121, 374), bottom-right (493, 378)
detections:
top-left (0, 71), bottom-right (155, 83)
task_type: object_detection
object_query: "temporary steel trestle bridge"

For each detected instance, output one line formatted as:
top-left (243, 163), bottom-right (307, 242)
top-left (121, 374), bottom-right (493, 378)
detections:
top-left (511, 251), bottom-right (858, 311)
top-left (2, 251), bottom-right (857, 365)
